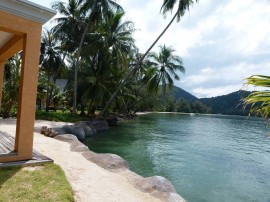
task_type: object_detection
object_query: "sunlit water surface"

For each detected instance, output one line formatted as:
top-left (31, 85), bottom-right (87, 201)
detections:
top-left (84, 113), bottom-right (270, 202)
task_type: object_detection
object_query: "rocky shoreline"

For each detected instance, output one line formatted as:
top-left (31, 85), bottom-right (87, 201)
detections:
top-left (36, 117), bottom-right (186, 202)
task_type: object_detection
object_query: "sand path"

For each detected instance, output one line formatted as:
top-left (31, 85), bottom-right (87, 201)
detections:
top-left (0, 119), bottom-right (160, 202)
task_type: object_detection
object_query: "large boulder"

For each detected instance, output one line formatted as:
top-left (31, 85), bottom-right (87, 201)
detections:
top-left (74, 121), bottom-right (97, 136)
top-left (106, 117), bottom-right (118, 126)
top-left (92, 120), bottom-right (109, 131)
top-left (140, 176), bottom-right (176, 193)
top-left (51, 127), bottom-right (66, 135)
top-left (84, 153), bottom-right (129, 170)
top-left (62, 125), bottom-right (86, 141)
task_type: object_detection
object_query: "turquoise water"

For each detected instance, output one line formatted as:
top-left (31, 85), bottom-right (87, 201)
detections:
top-left (84, 113), bottom-right (270, 202)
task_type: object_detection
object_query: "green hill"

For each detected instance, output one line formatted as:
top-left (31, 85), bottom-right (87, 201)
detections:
top-left (157, 86), bottom-right (252, 115)
top-left (199, 90), bottom-right (251, 115)
top-left (160, 86), bottom-right (198, 101)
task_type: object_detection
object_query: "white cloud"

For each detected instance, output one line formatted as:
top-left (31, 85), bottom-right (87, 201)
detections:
top-left (191, 84), bottom-right (242, 98)
top-left (30, 0), bottom-right (270, 98)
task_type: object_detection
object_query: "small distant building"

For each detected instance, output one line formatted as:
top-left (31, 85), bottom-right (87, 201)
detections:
top-left (55, 79), bottom-right (68, 94)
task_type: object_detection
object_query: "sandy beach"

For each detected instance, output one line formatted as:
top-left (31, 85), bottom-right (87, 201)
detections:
top-left (0, 119), bottom-right (185, 202)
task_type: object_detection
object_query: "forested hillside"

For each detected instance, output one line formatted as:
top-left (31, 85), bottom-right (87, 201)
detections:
top-left (160, 86), bottom-right (198, 101)
top-left (200, 90), bottom-right (251, 115)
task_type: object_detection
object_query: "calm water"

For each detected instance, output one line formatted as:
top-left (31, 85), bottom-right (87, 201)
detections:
top-left (84, 113), bottom-right (270, 202)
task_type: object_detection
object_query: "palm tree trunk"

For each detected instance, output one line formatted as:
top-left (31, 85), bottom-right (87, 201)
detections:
top-left (72, 22), bottom-right (90, 115)
top-left (48, 53), bottom-right (67, 109)
top-left (98, 12), bottom-right (178, 118)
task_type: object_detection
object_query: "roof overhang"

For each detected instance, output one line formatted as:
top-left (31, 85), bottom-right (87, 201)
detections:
top-left (0, 0), bottom-right (56, 25)
top-left (0, 0), bottom-right (56, 53)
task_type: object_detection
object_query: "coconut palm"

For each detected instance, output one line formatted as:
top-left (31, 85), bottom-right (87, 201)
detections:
top-left (244, 75), bottom-right (270, 119)
top-left (146, 45), bottom-right (185, 94)
top-left (52, 0), bottom-right (85, 49)
top-left (77, 12), bottom-right (135, 115)
top-left (1, 54), bottom-right (21, 118)
top-left (41, 30), bottom-right (63, 111)
top-left (70, 0), bottom-right (123, 114)
top-left (98, 0), bottom-right (198, 118)
top-left (52, 0), bottom-right (86, 114)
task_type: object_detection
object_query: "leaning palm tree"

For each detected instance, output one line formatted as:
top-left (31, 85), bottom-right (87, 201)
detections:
top-left (146, 45), bottom-right (185, 94)
top-left (244, 75), bottom-right (270, 119)
top-left (98, 0), bottom-right (198, 118)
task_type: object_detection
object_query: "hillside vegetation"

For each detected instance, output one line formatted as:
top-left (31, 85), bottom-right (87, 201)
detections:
top-left (200, 90), bottom-right (251, 115)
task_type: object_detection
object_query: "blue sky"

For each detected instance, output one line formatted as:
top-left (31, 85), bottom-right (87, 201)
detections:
top-left (30, 0), bottom-right (270, 98)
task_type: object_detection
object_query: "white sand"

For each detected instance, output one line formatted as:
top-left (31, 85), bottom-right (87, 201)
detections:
top-left (0, 119), bottom-right (161, 202)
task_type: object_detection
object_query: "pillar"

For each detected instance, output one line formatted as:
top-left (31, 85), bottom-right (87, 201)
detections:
top-left (14, 29), bottom-right (41, 158)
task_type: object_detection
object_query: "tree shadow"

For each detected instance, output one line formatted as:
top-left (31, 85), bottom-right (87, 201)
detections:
top-left (0, 166), bottom-right (21, 188)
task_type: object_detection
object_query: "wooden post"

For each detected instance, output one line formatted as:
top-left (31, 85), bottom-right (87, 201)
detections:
top-left (0, 61), bottom-right (4, 108)
top-left (14, 29), bottom-right (41, 158)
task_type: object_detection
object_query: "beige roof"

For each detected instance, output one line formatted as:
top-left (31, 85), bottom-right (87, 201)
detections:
top-left (0, 0), bottom-right (56, 24)
top-left (0, 0), bottom-right (56, 50)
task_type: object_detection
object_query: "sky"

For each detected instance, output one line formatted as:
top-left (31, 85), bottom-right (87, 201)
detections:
top-left (30, 0), bottom-right (270, 98)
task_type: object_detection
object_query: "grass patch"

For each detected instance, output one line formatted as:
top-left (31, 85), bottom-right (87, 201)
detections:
top-left (0, 164), bottom-right (74, 202)
top-left (35, 110), bottom-right (88, 122)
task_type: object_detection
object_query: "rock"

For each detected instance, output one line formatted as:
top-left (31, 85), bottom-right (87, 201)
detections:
top-left (62, 125), bottom-right (86, 141)
top-left (40, 126), bottom-right (47, 134)
top-left (51, 127), bottom-right (66, 135)
top-left (84, 153), bottom-right (129, 170)
top-left (74, 121), bottom-right (96, 136)
top-left (106, 117), bottom-right (118, 126)
top-left (39, 126), bottom-right (58, 138)
top-left (167, 193), bottom-right (186, 202)
top-left (54, 134), bottom-right (78, 141)
top-left (143, 176), bottom-right (176, 193)
top-left (136, 176), bottom-right (176, 194)
top-left (92, 120), bottom-right (109, 131)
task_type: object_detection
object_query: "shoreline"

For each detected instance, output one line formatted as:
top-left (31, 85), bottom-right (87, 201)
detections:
top-left (0, 119), bottom-right (185, 202)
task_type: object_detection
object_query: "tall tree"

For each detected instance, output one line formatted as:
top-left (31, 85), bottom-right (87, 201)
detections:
top-left (98, 0), bottom-right (199, 118)
top-left (71, 0), bottom-right (123, 114)
top-left (78, 11), bottom-right (135, 115)
top-left (146, 45), bottom-right (185, 94)
top-left (1, 54), bottom-right (21, 118)
top-left (52, 0), bottom-right (86, 114)
top-left (41, 30), bottom-right (63, 111)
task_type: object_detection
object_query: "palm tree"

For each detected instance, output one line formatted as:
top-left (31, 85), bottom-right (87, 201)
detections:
top-left (1, 54), bottom-right (21, 118)
top-left (72, 0), bottom-right (123, 114)
top-left (41, 30), bottom-right (63, 111)
top-left (98, 0), bottom-right (198, 118)
top-left (244, 75), bottom-right (270, 119)
top-left (146, 45), bottom-right (185, 94)
top-left (77, 11), bottom-right (135, 115)
top-left (52, 0), bottom-right (86, 114)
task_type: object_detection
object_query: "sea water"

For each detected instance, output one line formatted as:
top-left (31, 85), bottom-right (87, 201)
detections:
top-left (84, 113), bottom-right (270, 202)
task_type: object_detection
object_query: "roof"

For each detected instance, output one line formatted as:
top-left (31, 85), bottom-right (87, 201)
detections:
top-left (0, 0), bottom-right (56, 51)
top-left (0, 0), bottom-right (56, 24)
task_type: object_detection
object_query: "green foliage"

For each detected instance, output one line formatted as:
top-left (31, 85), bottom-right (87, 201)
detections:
top-left (159, 86), bottom-right (197, 101)
top-left (0, 164), bottom-right (73, 202)
top-left (200, 90), bottom-right (251, 115)
top-left (35, 110), bottom-right (86, 122)
top-left (146, 45), bottom-right (185, 94)
top-left (159, 96), bottom-right (210, 113)
top-left (244, 75), bottom-right (270, 119)
top-left (1, 54), bottom-right (21, 118)
top-left (161, 0), bottom-right (199, 22)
